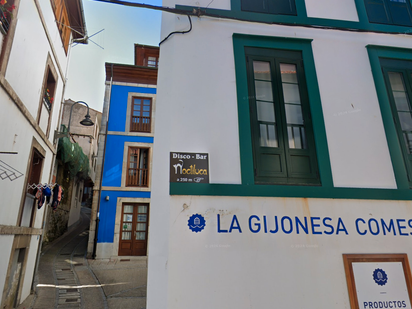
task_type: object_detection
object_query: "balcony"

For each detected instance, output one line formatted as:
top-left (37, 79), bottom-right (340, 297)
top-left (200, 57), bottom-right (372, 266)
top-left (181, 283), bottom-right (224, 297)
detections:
top-left (130, 116), bottom-right (151, 133)
top-left (127, 168), bottom-right (148, 187)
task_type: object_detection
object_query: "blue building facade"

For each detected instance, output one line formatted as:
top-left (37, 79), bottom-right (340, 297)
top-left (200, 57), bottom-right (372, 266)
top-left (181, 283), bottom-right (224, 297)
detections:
top-left (88, 44), bottom-right (159, 258)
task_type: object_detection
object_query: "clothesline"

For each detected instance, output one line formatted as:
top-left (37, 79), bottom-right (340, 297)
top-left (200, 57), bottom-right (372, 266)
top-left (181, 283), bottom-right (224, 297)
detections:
top-left (27, 183), bottom-right (57, 190)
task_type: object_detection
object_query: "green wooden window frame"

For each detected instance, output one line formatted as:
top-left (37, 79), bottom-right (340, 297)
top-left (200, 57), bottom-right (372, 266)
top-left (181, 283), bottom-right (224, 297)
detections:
top-left (177, 0), bottom-right (412, 35)
top-left (241, 0), bottom-right (297, 16)
top-left (367, 45), bottom-right (412, 192)
top-left (380, 58), bottom-right (412, 187)
top-left (245, 47), bottom-right (320, 185)
top-left (363, 0), bottom-right (412, 26)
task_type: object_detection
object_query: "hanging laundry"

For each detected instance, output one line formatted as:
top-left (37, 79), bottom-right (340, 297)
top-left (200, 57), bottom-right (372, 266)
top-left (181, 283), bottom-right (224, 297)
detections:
top-left (52, 184), bottom-right (59, 211)
top-left (34, 187), bottom-right (45, 209)
top-left (44, 187), bottom-right (52, 204)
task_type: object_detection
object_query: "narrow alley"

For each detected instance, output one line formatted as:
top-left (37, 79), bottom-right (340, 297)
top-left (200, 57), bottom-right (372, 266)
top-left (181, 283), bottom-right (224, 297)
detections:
top-left (19, 208), bottom-right (147, 309)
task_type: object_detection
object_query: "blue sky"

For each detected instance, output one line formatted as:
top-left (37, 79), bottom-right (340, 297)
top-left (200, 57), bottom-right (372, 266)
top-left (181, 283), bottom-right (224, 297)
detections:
top-left (65, 0), bottom-right (162, 111)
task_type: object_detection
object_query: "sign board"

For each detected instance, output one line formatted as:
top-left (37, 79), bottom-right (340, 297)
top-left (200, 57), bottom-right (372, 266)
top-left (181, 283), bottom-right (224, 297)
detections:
top-left (170, 152), bottom-right (209, 184)
top-left (343, 254), bottom-right (412, 309)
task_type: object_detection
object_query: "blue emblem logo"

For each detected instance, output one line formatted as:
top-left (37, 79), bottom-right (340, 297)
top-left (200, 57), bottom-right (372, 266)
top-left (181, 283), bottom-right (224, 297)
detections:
top-left (188, 214), bottom-right (206, 233)
top-left (373, 268), bottom-right (388, 286)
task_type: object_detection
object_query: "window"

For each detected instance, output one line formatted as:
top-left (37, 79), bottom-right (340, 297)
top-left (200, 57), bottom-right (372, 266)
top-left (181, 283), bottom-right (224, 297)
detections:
top-left (51, 0), bottom-right (71, 52)
top-left (43, 68), bottom-right (56, 111)
top-left (147, 56), bottom-right (158, 68)
top-left (130, 97), bottom-right (152, 133)
top-left (246, 47), bottom-right (319, 185)
top-left (241, 0), bottom-right (297, 15)
top-left (126, 147), bottom-right (149, 187)
top-left (363, 0), bottom-right (412, 26)
top-left (0, 0), bottom-right (15, 34)
top-left (38, 56), bottom-right (58, 137)
top-left (381, 58), bottom-right (412, 187)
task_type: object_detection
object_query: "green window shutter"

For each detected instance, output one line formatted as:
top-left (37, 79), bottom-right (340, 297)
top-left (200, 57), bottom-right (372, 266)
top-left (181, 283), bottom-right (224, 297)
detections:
top-left (245, 48), bottom-right (320, 185)
top-left (381, 59), bottom-right (412, 187)
top-left (241, 0), bottom-right (297, 15)
top-left (364, 0), bottom-right (412, 26)
top-left (364, 0), bottom-right (391, 24)
top-left (386, 0), bottom-right (412, 26)
top-left (241, 0), bottom-right (266, 13)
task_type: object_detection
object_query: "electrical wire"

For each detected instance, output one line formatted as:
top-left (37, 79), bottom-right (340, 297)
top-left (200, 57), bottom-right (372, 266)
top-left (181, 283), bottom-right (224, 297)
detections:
top-left (159, 15), bottom-right (192, 45)
top-left (90, 0), bottom-right (412, 43)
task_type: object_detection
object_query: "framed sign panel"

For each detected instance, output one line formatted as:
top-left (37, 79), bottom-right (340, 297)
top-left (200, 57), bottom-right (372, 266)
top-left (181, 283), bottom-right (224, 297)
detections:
top-left (343, 254), bottom-right (412, 309)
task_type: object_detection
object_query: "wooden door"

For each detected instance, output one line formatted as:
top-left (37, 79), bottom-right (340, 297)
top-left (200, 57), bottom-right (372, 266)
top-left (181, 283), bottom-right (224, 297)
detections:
top-left (119, 204), bottom-right (149, 256)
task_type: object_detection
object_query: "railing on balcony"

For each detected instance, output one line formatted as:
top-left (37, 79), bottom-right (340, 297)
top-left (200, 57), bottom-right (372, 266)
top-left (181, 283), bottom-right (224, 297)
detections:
top-left (127, 168), bottom-right (148, 187)
top-left (131, 116), bottom-right (151, 132)
top-left (0, 8), bottom-right (10, 34)
top-left (43, 97), bottom-right (52, 111)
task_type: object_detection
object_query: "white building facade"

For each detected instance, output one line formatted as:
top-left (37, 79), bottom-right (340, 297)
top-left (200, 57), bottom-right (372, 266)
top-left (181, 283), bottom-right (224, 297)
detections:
top-left (0, 1), bottom-right (85, 307)
top-left (148, 0), bottom-right (412, 308)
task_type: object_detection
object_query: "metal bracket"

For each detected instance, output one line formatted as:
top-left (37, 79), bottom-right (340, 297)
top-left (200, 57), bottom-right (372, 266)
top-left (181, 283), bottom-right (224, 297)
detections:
top-left (53, 130), bottom-right (68, 143)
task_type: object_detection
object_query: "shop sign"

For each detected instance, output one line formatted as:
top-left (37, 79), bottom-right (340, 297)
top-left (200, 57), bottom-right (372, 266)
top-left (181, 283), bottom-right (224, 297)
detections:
top-left (170, 152), bottom-right (209, 183)
top-left (344, 254), bottom-right (412, 309)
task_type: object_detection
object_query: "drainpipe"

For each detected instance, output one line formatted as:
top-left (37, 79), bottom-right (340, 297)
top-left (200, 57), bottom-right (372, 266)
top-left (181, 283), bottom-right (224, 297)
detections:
top-left (92, 63), bottom-right (113, 259)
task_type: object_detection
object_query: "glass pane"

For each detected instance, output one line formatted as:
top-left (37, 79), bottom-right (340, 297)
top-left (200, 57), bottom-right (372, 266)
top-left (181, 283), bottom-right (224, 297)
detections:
top-left (260, 124), bottom-right (278, 147)
top-left (136, 232), bottom-right (146, 240)
top-left (137, 214), bottom-right (147, 222)
top-left (136, 223), bottom-right (146, 231)
top-left (406, 133), bottom-right (412, 154)
top-left (122, 223), bottom-right (132, 231)
top-left (255, 81), bottom-right (273, 102)
top-left (388, 72), bottom-right (405, 92)
top-left (138, 205), bottom-right (147, 213)
top-left (288, 127), bottom-right (295, 149)
top-left (133, 111), bottom-right (141, 116)
top-left (123, 214), bottom-right (133, 222)
top-left (393, 91), bottom-right (411, 112)
top-left (123, 205), bottom-right (133, 213)
top-left (293, 126), bottom-right (302, 149)
top-left (257, 101), bottom-right (275, 122)
top-left (282, 84), bottom-right (301, 104)
top-left (301, 128), bottom-right (307, 149)
top-left (253, 61), bottom-right (271, 81)
top-left (404, 133), bottom-right (412, 154)
top-left (280, 63), bottom-right (298, 83)
top-left (398, 112), bottom-right (412, 131)
top-left (143, 106), bottom-right (151, 111)
top-left (285, 104), bottom-right (304, 124)
top-left (122, 232), bottom-right (131, 240)
top-left (143, 99), bottom-right (151, 105)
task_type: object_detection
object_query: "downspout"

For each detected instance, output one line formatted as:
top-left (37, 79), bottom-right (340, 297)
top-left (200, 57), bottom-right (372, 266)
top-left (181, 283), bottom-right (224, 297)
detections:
top-left (92, 63), bottom-right (113, 258)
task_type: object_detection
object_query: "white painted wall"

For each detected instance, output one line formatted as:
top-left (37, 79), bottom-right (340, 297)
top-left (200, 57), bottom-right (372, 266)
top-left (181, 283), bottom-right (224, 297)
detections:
top-left (148, 8), bottom-right (412, 309)
top-left (164, 196), bottom-right (412, 308)
top-left (305, 0), bottom-right (359, 21)
top-left (0, 0), bottom-right (75, 306)
top-left (5, 0), bottom-right (68, 140)
top-left (0, 236), bottom-right (14, 306)
top-left (20, 236), bottom-right (40, 303)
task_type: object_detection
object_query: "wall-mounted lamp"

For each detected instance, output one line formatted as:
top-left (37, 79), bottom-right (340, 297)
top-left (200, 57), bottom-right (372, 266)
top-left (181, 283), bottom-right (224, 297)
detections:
top-left (105, 195), bottom-right (109, 201)
top-left (54, 101), bottom-right (94, 143)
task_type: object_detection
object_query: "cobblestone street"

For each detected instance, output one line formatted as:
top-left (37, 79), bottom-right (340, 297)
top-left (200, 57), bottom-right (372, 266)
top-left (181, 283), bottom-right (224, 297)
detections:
top-left (18, 208), bottom-right (147, 309)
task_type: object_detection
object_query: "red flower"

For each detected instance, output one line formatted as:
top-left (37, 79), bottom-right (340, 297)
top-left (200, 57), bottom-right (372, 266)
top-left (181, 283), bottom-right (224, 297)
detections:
top-left (0, 0), bottom-right (7, 6)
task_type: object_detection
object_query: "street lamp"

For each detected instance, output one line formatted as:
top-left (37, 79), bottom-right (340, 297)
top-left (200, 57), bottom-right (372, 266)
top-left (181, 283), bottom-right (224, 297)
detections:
top-left (54, 101), bottom-right (94, 143)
